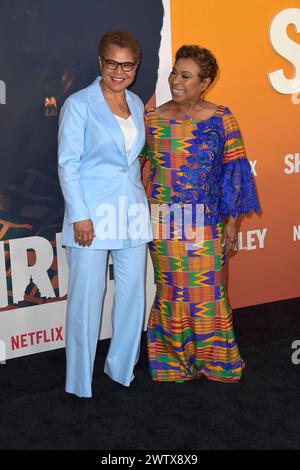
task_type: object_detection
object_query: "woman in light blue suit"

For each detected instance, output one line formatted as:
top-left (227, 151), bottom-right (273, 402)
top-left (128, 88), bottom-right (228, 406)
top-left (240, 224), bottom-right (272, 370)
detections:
top-left (58, 30), bottom-right (152, 398)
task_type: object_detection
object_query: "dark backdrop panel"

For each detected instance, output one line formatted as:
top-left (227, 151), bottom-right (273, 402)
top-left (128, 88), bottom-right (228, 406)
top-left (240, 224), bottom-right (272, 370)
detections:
top-left (0, 0), bottom-right (163, 231)
top-left (0, 0), bottom-right (163, 308)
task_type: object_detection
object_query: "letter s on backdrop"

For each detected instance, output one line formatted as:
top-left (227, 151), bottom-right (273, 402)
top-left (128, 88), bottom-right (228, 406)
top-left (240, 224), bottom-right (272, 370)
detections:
top-left (268, 8), bottom-right (300, 94)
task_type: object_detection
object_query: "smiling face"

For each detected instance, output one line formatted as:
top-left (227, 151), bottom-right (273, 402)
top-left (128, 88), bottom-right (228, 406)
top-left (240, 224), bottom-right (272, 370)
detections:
top-left (99, 45), bottom-right (138, 93)
top-left (168, 57), bottom-right (211, 104)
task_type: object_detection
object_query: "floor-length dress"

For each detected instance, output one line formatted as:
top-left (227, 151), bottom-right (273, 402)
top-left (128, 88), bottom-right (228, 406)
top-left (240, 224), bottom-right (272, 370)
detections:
top-left (142, 106), bottom-right (259, 382)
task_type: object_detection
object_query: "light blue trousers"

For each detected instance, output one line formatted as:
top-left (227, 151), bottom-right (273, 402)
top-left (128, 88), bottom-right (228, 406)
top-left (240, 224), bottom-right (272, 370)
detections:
top-left (65, 243), bottom-right (147, 397)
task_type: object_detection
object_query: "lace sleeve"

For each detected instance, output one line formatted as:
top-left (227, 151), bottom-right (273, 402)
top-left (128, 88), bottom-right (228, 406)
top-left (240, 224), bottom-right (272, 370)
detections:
top-left (220, 109), bottom-right (260, 218)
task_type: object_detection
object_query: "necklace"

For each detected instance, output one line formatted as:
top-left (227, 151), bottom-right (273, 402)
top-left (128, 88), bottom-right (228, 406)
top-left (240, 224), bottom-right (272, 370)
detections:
top-left (118, 102), bottom-right (129, 113)
top-left (100, 80), bottom-right (129, 114)
top-left (182, 113), bottom-right (193, 124)
top-left (179, 98), bottom-right (205, 122)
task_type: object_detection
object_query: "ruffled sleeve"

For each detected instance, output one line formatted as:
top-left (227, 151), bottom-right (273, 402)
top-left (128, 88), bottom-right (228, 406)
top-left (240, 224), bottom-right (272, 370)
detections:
top-left (220, 109), bottom-right (260, 219)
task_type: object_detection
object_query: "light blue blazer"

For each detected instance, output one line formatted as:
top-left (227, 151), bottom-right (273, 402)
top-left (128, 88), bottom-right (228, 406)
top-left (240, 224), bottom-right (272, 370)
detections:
top-left (58, 76), bottom-right (152, 249)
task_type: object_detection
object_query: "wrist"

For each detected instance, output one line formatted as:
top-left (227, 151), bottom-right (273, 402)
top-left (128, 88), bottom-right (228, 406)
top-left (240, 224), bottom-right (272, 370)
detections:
top-left (226, 215), bottom-right (238, 226)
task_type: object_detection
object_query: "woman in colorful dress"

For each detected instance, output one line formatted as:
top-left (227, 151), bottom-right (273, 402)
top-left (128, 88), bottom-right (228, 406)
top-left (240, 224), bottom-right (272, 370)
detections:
top-left (141, 45), bottom-right (259, 383)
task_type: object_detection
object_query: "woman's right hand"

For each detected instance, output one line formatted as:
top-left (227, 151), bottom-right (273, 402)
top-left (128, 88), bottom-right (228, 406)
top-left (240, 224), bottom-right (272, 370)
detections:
top-left (73, 219), bottom-right (95, 247)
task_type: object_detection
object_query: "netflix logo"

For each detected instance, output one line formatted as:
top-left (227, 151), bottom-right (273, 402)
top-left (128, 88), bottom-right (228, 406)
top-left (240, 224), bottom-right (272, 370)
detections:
top-left (11, 327), bottom-right (64, 350)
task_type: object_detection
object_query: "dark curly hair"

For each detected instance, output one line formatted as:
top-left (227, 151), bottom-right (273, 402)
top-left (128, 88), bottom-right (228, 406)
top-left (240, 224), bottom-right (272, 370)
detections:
top-left (98, 30), bottom-right (141, 63)
top-left (175, 45), bottom-right (218, 86)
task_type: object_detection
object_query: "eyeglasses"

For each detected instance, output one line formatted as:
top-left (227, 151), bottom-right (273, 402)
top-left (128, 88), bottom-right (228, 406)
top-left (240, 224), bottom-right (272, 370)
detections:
top-left (102, 57), bottom-right (135, 72)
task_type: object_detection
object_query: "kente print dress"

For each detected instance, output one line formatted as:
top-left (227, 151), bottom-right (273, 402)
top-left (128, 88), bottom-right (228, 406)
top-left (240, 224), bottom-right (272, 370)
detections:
top-left (141, 106), bottom-right (259, 383)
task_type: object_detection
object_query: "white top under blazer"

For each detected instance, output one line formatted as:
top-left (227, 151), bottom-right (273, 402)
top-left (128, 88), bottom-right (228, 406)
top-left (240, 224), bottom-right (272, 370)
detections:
top-left (114, 114), bottom-right (137, 158)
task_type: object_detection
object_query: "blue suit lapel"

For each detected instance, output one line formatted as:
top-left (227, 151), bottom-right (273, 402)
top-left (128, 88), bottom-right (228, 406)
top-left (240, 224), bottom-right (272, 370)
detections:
top-left (87, 76), bottom-right (126, 156)
top-left (126, 90), bottom-right (144, 165)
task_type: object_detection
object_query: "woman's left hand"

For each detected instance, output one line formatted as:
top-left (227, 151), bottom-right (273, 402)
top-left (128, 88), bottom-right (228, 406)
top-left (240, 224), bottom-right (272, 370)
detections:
top-left (222, 216), bottom-right (239, 255)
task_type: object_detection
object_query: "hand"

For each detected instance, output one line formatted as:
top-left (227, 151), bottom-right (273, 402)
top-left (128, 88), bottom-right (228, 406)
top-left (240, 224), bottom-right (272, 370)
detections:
top-left (221, 216), bottom-right (239, 255)
top-left (73, 219), bottom-right (95, 247)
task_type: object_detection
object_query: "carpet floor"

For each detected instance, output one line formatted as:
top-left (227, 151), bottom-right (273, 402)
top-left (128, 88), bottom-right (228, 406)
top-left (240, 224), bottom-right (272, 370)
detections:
top-left (0, 297), bottom-right (299, 450)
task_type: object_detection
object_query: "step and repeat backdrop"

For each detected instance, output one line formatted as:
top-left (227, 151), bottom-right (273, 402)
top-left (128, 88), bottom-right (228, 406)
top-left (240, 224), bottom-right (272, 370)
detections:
top-left (170, 0), bottom-right (300, 309)
top-left (0, 0), bottom-right (299, 360)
